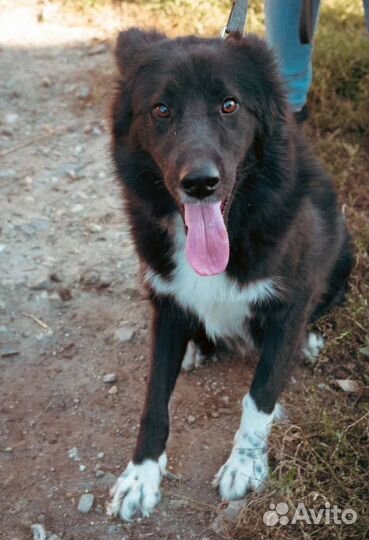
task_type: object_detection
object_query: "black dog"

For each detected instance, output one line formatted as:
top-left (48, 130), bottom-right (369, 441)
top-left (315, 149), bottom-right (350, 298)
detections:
top-left (106, 29), bottom-right (353, 521)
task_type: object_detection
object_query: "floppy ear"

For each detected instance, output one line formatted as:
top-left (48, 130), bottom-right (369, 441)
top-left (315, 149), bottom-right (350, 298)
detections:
top-left (115, 28), bottom-right (166, 76)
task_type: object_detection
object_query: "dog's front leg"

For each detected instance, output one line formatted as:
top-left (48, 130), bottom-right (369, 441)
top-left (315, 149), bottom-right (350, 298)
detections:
top-left (214, 298), bottom-right (311, 500)
top-left (107, 297), bottom-right (190, 521)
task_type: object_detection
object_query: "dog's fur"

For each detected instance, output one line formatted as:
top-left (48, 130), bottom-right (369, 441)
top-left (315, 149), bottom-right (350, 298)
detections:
top-left (106, 29), bottom-right (353, 521)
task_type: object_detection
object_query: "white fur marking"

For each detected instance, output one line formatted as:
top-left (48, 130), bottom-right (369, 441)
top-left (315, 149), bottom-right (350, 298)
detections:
top-left (146, 218), bottom-right (278, 342)
top-left (107, 453), bottom-right (167, 521)
top-left (302, 331), bottom-right (325, 363)
top-left (213, 394), bottom-right (278, 500)
top-left (182, 341), bottom-right (205, 371)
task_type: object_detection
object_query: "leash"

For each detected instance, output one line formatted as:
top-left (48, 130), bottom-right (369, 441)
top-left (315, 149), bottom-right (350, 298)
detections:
top-left (221, 0), bottom-right (316, 44)
top-left (222, 0), bottom-right (369, 44)
top-left (221, 0), bottom-right (314, 42)
top-left (221, 0), bottom-right (249, 38)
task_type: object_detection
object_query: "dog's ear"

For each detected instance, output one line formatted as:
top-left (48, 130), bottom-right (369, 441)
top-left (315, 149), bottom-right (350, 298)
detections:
top-left (115, 28), bottom-right (166, 76)
top-left (226, 34), bottom-right (287, 138)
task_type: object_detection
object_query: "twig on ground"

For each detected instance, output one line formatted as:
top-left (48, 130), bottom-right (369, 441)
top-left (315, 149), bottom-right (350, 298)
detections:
top-left (21, 312), bottom-right (50, 331)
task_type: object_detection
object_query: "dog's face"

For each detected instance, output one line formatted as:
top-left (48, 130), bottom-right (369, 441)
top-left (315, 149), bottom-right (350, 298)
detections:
top-left (113, 29), bottom-right (286, 275)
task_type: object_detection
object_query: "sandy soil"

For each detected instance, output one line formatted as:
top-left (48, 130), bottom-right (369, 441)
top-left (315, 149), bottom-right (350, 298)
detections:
top-left (0, 2), bottom-right (347, 539)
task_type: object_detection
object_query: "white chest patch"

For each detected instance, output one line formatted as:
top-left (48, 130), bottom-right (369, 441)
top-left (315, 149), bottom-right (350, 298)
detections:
top-left (146, 219), bottom-right (277, 341)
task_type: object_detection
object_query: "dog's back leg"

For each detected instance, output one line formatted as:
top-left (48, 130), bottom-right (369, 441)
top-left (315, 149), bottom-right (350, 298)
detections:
top-left (310, 233), bottom-right (354, 322)
top-left (182, 325), bottom-right (218, 371)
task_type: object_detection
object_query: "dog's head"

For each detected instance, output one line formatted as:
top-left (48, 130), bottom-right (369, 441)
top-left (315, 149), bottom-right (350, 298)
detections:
top-left (112, 29), bottom-right (288, 276)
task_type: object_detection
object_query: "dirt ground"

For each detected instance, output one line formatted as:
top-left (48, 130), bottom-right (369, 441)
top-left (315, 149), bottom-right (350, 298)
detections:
top-left (0, 2), bottom-right (368, 540)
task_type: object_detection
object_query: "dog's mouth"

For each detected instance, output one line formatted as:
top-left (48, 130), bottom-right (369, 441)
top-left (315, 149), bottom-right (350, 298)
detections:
top-left (182, 195), bottom-right (232, 277)
top-left (221, 196), bottom-right (231, 216)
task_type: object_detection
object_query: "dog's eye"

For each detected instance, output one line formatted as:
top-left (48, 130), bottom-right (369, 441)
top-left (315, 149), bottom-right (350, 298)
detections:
top-left (221, 98), bottom-right (238, 114)
top-left (152, 103), bottom-right (171, 119)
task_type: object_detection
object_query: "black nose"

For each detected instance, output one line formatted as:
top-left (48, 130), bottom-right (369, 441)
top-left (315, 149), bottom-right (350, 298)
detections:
top-left (180, 162), bottom-right (220, 199)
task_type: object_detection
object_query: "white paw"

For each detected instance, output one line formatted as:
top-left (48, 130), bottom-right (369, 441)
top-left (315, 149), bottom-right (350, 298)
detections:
top-left (182, 341), bottom-right (217, 372)
top-left (106, 453), bottom-right (167, 521)
top-left (302, 332), bottom-right (324, 364)
top-left (182, 341), bottom-right (204, 371)
top-left (213, 439), bottom-right (268, 500)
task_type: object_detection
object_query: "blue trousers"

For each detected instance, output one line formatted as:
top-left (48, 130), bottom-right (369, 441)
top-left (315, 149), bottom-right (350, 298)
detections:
top-left (265, 0), bottom-right (320, 111)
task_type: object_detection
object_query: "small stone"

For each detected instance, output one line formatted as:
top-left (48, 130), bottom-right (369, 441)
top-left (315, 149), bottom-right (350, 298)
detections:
top-left (57, 287), bottom-right (72, 301)
top-left (80, 270), bottom-right (100, 287)
top-left (37, 291), bottom-right (48, 301)
top-left (87, 223), bottom-right (102, 233)
top-left (102, 373), bottom-right (118, 384)
top-left (97, 451), bottom-right (105, 459)
top-left (30, 279), bottom-right (54, 291)
top-left (5, 112), bottom-right (18, 124)
top-left (88, 44), bottom-right (108, 56)
top-left (1, 345), bottom-right (19, 358)
top-left (99, 273), bottom-right (112, 288)
top-left (335, 379), bottom-right (360, 393)
top-left (114, 325), bottom-right (135, 343)
top-left (55, 162), bottom-right (84, 179)
top-left (4, 447), bottom-right (13, 453)
top-left (79, 464), bottom-right (87, 472)
top-left (61, 342), bottom-right (77, 358)
top-left (77, 493), bottom-right (94, 513)
top-left (187, 415), bottom-right (196, 424)
top-left (92, 125), bottom-right (102, 135)
top-left (24, 176), bottom-right (33, 185)
top-left (77, 84), bottom-right (92, 100)
top-left (47, 292), bottom-right (63, 306)
top-left (95, 469), bottom-right (105, 478)
top-left (211, 411), bottom-right (220, 418)
top-left (68, 446), bottom-right (80, 461)
top-left (71, 203), bottom-right (84, 213)
top-left (108, 385), bottom-right (118, 395)
top-left (41, 76), bottom-right (51, 87)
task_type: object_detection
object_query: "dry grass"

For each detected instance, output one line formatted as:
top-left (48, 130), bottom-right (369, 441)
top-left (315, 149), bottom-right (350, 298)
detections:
top-left (225, 393), bottom-right (369, 540)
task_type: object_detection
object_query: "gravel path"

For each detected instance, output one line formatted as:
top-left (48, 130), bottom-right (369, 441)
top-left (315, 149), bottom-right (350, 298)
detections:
top-left (0, 3), bottom-right (251, 538)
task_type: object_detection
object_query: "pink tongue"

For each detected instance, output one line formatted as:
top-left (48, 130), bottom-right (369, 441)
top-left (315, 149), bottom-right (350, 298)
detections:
top-left (184, 202), bottom-right (230, 276)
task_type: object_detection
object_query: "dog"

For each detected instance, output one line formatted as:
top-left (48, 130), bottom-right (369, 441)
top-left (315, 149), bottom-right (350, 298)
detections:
top-left (106, 28), bottom-right (353, 521)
